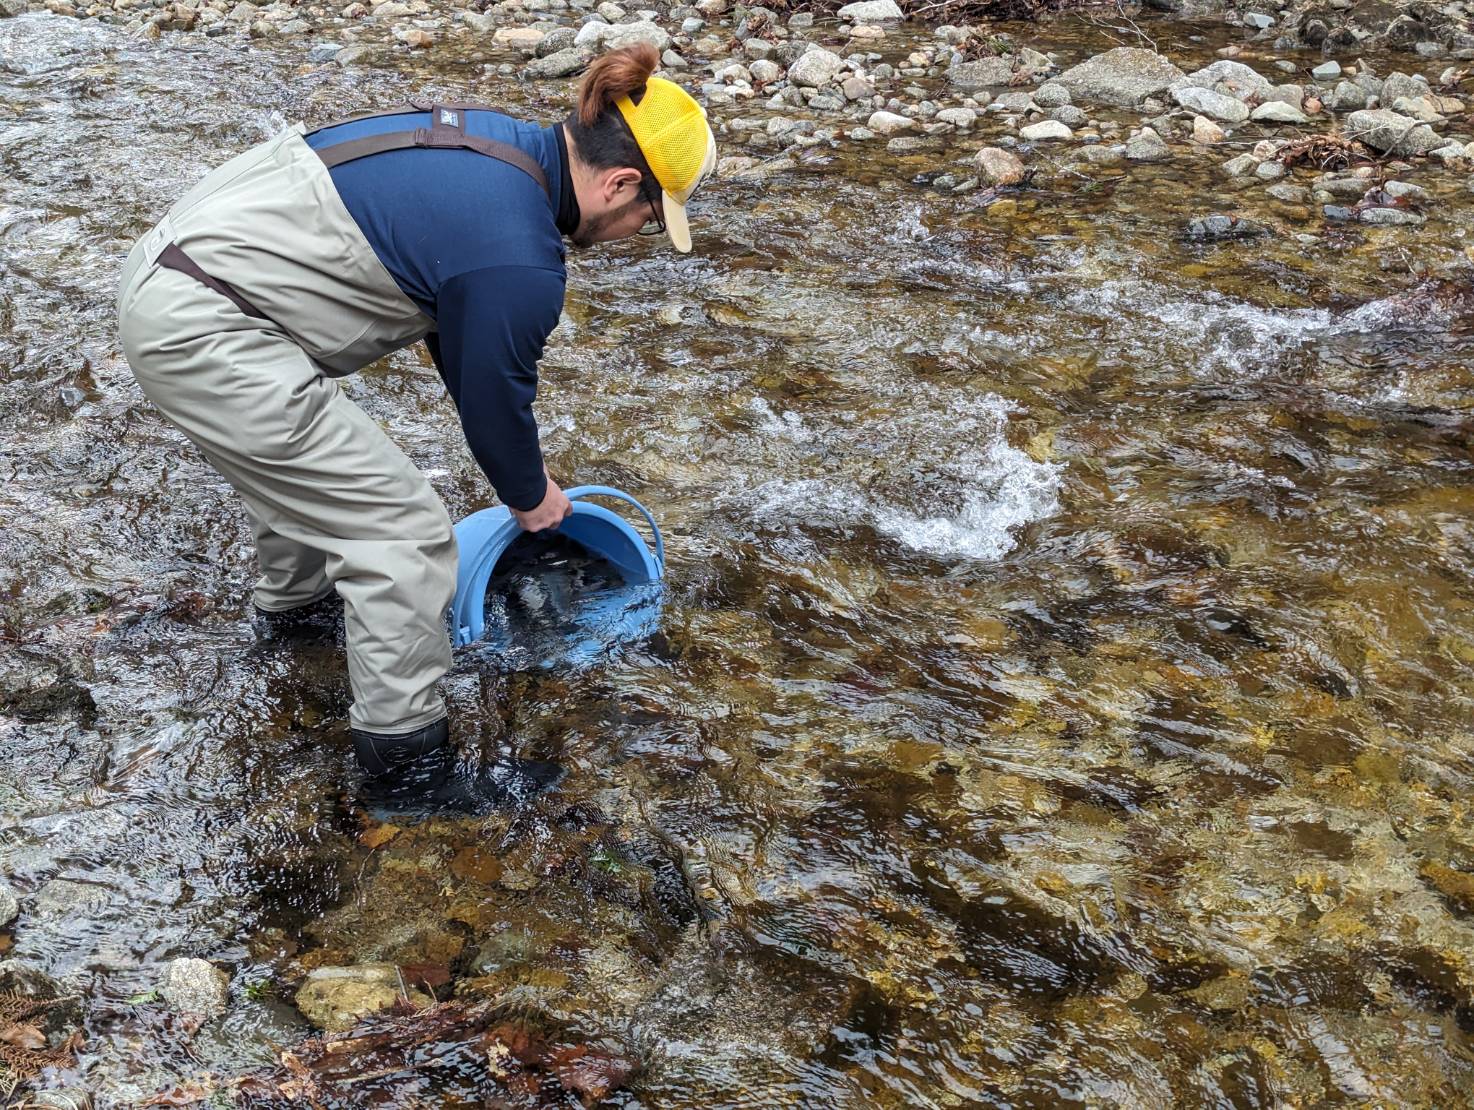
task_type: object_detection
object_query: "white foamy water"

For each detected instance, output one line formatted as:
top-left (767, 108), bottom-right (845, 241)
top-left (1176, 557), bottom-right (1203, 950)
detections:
top-left (740, 390), bottom-right (1061, 563)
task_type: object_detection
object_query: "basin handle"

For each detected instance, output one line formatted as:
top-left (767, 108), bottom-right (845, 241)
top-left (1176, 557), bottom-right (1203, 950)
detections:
top-left (564, 485), bottom-right (665, 574)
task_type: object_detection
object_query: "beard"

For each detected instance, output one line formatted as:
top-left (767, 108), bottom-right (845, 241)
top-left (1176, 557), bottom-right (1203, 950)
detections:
top-left (570, 194), bottom-right (647, 250)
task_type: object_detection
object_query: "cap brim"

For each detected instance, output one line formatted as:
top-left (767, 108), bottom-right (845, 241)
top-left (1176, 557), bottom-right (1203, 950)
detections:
top-left (662, 190), bottom-right (692, 253)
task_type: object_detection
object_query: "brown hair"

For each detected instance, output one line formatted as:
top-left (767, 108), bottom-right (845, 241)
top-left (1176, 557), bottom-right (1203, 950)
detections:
top-left (576, 43), bottom-right (659, 127)
top-left (566, 44), bottom-right (662, 204)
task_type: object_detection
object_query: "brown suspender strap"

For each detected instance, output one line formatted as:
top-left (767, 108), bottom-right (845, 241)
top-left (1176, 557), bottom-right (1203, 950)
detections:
top-left (155, 242), bottom-right (270, 320)
top-left (311, 102), bottom-right (551, 199)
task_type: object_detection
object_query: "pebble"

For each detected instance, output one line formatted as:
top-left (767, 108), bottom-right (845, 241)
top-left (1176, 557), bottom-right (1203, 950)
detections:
top-left (1254, 159), bottom-right (1286, 179)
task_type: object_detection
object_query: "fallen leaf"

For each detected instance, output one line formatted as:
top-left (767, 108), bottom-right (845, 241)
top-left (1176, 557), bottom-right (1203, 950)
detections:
top-left (140, 1079), bottom-right (217, 1106)
top-left (0, 1022), bottom-right (46, 1050)
top-left (359, 822), bottom-right (401, 849)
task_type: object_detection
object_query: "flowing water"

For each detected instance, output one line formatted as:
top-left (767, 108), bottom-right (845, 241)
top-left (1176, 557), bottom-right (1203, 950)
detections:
top-left (2, 8), bottom-right (1474, 1106)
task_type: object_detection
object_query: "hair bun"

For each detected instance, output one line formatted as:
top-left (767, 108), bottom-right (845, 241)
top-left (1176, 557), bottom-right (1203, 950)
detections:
top-left (576, 43), bottom-right (660, 128)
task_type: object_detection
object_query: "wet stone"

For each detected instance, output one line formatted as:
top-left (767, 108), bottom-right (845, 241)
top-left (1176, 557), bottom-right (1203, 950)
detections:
top-left (1186, 214), bottom-right (1272, 240)
top-left (1057, 47), bottom-right (1185, 107)
top-left (1125, 126), bottom-right (1169, 161)
top-left (1020, 120), bottom-right (1072, 142)
top-left (1360, 206), bottom-right (1426, 225)
top-left (295, 964), bottom-right (434, 1032)
top-left (160, 957), bottom-right (230, 1018)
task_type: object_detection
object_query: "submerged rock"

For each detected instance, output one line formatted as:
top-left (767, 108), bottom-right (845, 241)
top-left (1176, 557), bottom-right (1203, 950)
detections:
top-left (1185, 213), bottom-right (1272, 239)
top-left (295, 964), bottom-right (434, 1032)
top-left (974, 146), bottom-right (1026, 184)
top-left (1057, 47), bottom-right (1186, 106)
top-left (160, 958), bottom-right (230, 1019)
top-left (1125, 126), bottom-right (1170, 161)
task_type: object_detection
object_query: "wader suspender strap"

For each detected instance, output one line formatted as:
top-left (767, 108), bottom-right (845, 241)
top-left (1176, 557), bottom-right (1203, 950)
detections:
top-left (154, 101), bottom-right (549, 321)
top-left (155, 242), bottom-right (269, 320)
top-left (311, 103), bottom-right (551, 200)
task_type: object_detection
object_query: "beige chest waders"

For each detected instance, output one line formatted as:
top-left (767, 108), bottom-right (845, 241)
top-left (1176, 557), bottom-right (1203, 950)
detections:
top-left (117, 108), bottom-right (550, 737)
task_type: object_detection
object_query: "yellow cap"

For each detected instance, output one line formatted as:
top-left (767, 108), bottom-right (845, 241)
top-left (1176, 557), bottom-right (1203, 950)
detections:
top-left (615, 76), bottom-right (718, 252)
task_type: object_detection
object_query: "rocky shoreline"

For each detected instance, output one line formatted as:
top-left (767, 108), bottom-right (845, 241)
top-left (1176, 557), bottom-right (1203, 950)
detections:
top-left (5, 0), bottom-right (1474, 244)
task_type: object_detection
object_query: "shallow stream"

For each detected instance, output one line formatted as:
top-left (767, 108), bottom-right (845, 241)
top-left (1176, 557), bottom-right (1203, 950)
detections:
top-left (2, 8), bottom-right (1474, 1105)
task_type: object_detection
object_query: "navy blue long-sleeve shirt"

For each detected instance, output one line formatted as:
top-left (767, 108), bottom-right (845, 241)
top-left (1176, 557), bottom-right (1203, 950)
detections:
top-left (304, 109), bottom-right (569, 511)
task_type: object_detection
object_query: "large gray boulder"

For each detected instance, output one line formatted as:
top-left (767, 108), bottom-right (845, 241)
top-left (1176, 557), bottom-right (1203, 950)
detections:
top-left (947, 54), bottom-right (1014, 91)
top-left (837, 0), bottom-right (901, 20)
top-left (573, 19), bottom-right (670, 51)
top-left (526, 48), bottom-right (589, 78)
top-left (1346, 109), bottom-right (1445, 155)
top-left (1180, 59), bottom-right (1272, 100)
top-left (1172, 85), bottom-right (1250, 123)
top-left (0, 0), bottom-right (28, 16)
top-left (788, 46), bottom-right (845, 87)
top-left (1057, 47), bottom-right (1185, 106)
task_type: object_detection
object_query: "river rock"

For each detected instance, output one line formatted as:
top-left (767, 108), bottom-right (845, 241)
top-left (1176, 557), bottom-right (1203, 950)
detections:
top-left (1186, 213), bottom-right (1271, 239)
top-left (0, 0), bottom-right (26, 15)
top-left (493, 26), bottom-right (546, 49)
top-left (573, 19), bottom-right (669, 50)
top-left (866, 110), bottom-right (915, 135)
top-left (1173, 85), bottom-right (1250, 123)
top-left (1266, 182), bottom-right (1309, 203)
top-left (160, 958), bottom-right (230, 1019)
top-left (1057, 48), bottom-right (1185, 106)
top-left (1391, 95), bottom-right (1444, 123)
top-left (1021, 120), bottom-right (1073, 141)
top-left (1034, 82), bottom-right (1071, 108)
top-left (1052, 105), bottom-right (1088, 127)
top-left (936, 107), bottom-right (976, 129)
top-left (947, 55), bottom-right (1013, 91)
top-left (750, 59), bottom-right (782, 84)
top-left (1125, 126), bottom-right (1169, 161)
top-left (1330, 80), bottom-right (1368, 111)
top-left (1080, 144), bottom-right (1124, 165)
top-left (789, 46), bottom-right (844, 87)
top-left (1346, 109), bottom-right (1445, 155)
top-left (1252, 101), bottom-right (1309, 123)
top-left (526, 48), bottom-right (588, 77)
top-left (1382, 72), bottom-right (1430, 105)
top-left (0, 885), bottom-right (16, 927)
top-left (836, 0), bottom-right (900, 20)
top-left (1192, 115), bottom-right (1226, 143)
top-left (974, 146), bottom-right (1025, 184)
top-left (1360, 206), bottom-right (1425, 225)
top-left (1222, 152), bottom-right (1260, 175)
top-left (295, 964), bottom-right (433, 1033)
top-left (1243, 11), bottom-right (1274, 28)
top-left (1180, 59), bottom-right (1273, 101)
top-left (1312, 60), bottom-right (1341, 81)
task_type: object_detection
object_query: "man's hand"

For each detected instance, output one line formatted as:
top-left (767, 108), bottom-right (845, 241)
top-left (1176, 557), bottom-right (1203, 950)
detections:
top-left (510, 473), bottom-right (573, 532)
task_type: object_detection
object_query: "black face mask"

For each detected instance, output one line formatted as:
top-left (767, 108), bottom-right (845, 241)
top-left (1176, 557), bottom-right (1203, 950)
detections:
top-left (552, 125), bottom-right (581, 238)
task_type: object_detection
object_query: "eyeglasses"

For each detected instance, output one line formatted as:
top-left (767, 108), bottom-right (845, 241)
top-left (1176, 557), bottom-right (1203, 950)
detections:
top-left (637, 193), bottom-right (666, 237)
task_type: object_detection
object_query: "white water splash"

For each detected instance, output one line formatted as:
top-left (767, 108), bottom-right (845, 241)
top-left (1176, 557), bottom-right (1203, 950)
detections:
top-left (743, 390), bottom-right (1061, 563)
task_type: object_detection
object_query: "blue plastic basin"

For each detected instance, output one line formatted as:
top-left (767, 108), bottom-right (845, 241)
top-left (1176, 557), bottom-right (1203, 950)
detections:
top-left (450, 485), bottom-right (665, 665)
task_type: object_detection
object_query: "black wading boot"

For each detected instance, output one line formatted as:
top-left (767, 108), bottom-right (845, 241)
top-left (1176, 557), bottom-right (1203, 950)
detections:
top-left (351, 718), bottom-right (562, 819)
